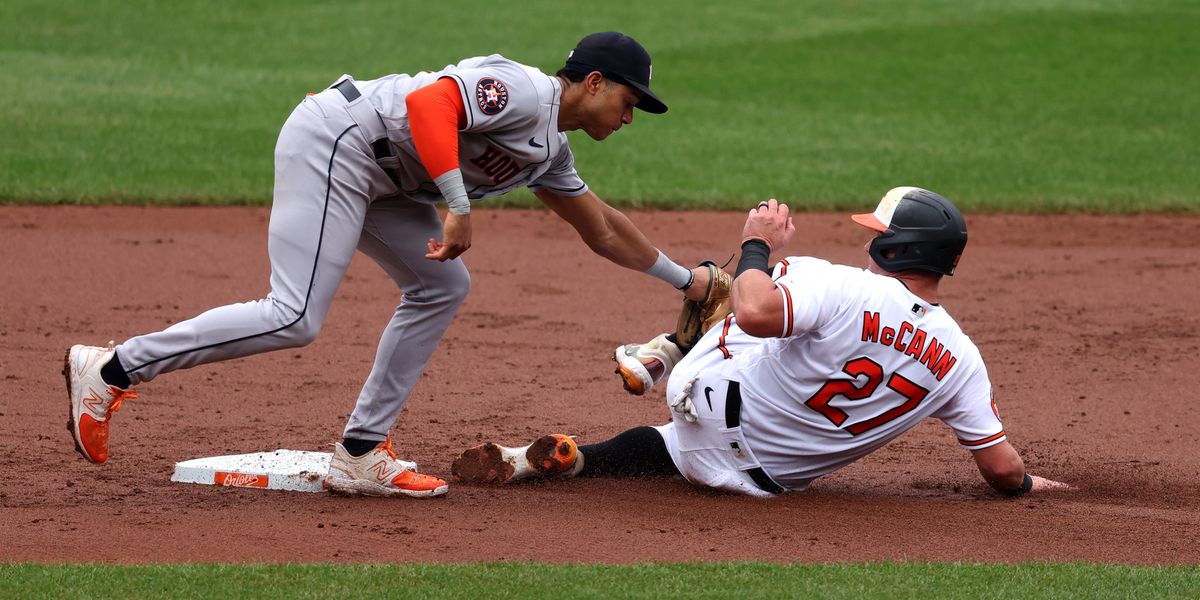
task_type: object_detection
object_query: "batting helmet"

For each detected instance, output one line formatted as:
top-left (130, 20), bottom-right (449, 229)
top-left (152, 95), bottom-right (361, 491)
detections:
top-left (851, 187), bottom-right (968, 276)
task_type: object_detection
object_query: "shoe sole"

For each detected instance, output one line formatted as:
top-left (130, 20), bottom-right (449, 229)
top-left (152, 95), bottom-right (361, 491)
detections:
top-left (323, 476), bottom-right (448, 498)
top-left (451, 436), bottom-right (576, 484)
top-left (613, 348), bottom-right (649, 396)
top-left (526, 435), bottom-right (576, 475)
top-left (62, 347), bottom-right (91, 462)
top-left (451, 443), bottom-right (516, 484)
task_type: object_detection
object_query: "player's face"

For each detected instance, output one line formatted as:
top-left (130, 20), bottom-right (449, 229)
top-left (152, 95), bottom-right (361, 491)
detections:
top-left (580, 80), bottom-right (638, 141)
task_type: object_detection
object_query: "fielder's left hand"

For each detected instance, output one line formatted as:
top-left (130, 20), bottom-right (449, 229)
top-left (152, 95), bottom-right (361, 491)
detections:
top-left (427, 212), bottom-right (472, 261)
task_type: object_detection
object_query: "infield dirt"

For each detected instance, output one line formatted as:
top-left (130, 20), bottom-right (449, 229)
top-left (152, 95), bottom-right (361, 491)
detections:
top-left (2, 206), bottom-right (1198, 564)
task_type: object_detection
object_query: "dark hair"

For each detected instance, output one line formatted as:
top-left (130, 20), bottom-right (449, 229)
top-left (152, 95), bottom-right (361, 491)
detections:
top-left (555, 66), bottom-right (589, 82)
top-left (556, 67), bottom-right (619, 90)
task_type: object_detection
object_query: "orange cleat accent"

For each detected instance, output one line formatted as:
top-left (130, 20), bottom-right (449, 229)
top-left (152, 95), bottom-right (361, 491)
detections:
top-left (613, 334), bottom-right (682, 396)
top-left (390, 469), bottom-right (450, 493)
top-left (65, 343), bottom-right (137, 464)
top-left (324, 436), bottom-right (448, 498)
top-left (529, 434), bottom-right (578, 473)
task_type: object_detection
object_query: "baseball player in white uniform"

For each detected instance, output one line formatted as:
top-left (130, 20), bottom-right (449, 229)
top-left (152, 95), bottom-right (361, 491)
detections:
top-left (452, 188), bottom-right (1071, 497)
top-left (64, 33), bottom-right (722, 498)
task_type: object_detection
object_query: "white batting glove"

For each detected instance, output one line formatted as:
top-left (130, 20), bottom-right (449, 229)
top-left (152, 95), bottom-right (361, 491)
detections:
top-left (669, 376), bottom-right (699, 423)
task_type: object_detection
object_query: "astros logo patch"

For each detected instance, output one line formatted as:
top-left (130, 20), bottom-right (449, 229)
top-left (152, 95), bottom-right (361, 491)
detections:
top-left (475, 78), bottom-right (509, 115)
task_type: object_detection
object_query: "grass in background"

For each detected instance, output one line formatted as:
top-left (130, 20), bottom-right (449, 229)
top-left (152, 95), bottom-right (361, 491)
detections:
top-left (1, 0), bottom-right (1196, 211)
top-left (3, 562), bottom-right (1199, 599)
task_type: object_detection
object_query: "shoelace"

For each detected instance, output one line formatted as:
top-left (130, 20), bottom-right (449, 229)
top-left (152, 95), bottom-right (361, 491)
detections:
top-left (104, 387), bottom-right (138, 419)
top-left (377, 436), bottom-right (398, 460)
top-left (375, 437), bottom-right (422, 475)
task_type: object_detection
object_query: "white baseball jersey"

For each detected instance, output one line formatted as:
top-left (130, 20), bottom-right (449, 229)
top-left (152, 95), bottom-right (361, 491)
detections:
top-left (352, 54), bottom-right (589, 203)
top-left (716, 257), bottom-right (1003, 490)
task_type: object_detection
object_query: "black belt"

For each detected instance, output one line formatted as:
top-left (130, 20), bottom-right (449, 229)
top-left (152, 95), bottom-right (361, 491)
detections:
top-left (333, 79), bottom-right (401, 178)
top-left (724, 381), bottom-right (786, 494)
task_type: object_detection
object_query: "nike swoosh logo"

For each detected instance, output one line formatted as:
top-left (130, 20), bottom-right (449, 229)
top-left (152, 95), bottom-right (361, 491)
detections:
top-left (528, 137), bottom-right (544, 148)
top-left (704, 386), bottom-right (714, 412)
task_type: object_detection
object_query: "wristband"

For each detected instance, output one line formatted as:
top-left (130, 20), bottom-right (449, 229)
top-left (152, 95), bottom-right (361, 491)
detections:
top-left (434, 169), bottom-right (471, 215)
top-left (1001, 473), bottom-right (1034, 497)
top-left (735, 239), bottom-right (772, 278)
top-left (646, 250), bottom-right (693, 290)
top-left (680, 269), bottom-right (695, 291)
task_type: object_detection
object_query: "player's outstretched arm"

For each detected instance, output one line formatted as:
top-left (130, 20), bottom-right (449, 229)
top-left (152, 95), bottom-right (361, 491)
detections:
top-left (535, 188), bottom-right (651, 266)
top-left (534, 189), bottom-right (712, 300)
top-left (971, 441), bottom-right (1073, 495)
top-left (970, 441), bottom-right (1026, 493)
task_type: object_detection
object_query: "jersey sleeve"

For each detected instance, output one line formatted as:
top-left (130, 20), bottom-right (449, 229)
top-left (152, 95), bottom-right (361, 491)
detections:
top-left (772, 258), bottom-right (849, 338)
top-left (528, 142), bottom-right (589, 197)
top-left (405, 78), bottom-right (467, 180)
top-left (932, 363), bottom-right (1007, 450)
top-left (443, 63), bottom-right (539, 134)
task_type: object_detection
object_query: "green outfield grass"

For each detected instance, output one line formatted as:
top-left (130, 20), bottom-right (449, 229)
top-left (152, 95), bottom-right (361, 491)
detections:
top-left (3, 562), bottom-right (1199, 599)
top-left (1, 0), bottom-right (1196, 211)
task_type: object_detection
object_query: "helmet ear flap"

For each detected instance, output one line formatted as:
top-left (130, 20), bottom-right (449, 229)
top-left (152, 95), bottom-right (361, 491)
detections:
top-left (867, 233), bottom-right (895, 270)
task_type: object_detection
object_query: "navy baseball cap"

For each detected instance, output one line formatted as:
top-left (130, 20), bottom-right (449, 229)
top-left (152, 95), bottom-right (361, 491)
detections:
top-left (564, 32), bottom-right (667, 114)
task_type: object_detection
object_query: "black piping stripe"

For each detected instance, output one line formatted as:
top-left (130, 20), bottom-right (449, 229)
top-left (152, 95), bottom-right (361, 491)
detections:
top-left (126, 124), bottom-right (360, 375)
top-left (530, 182), bottom-right (587, 194)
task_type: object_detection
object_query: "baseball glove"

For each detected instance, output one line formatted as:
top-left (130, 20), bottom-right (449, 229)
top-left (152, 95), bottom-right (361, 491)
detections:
top-left (674, 261), bottom-right (733, 352)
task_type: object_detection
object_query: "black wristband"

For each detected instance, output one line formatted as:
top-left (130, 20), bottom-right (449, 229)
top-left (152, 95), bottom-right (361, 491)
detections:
top-left (677, 269), bottom-right (695, 291)
top-left (1001, 472), bottom-right (1034, 497)
top-left (735, 239), bottom-right (772, 278)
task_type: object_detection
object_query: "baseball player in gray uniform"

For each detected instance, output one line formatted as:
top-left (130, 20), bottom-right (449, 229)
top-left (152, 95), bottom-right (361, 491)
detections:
top-left (64, 32), bottom-right (719, 498)
top-left (452, 188), bottom-right (1072, 497)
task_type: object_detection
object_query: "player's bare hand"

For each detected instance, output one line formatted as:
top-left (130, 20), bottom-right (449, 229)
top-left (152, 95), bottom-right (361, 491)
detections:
top-left (742, 198), bottom-right (796, 250)
top-left (1031, 474), bottom-right (1076, 492)
top-left (425, 212), bottom-right (472, 261)
top-left (683, 266), bottom-right (712, 301)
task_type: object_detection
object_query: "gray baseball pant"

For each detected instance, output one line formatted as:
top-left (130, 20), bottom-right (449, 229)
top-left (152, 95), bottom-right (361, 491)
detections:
top-left (116, 83), bottom-right (469, 442)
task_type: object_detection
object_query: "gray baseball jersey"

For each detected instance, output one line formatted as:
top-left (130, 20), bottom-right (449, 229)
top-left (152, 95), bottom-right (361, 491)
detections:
top-left (115, 55), bottom-right (589, 444)
top-left (355, 54), bottom-right (589, 202)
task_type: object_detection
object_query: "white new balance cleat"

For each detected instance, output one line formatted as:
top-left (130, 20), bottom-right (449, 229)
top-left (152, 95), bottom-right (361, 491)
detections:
top-left (613, 333), bottom-right (683, 396)
top-left (64, 343), bottom-right (137, 464)
top-left (451, 434), bottom-right (581, 484)
top-left (324, 437), bottom-right (448, 498)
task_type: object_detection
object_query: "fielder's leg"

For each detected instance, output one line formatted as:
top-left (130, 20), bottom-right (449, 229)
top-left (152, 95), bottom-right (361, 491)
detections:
top-left (339, 197), bottom-right (471, 446)
top-left (65, 92), bottom-right (387, 464)
top-left (115, 95), bottom-right (384, 384)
